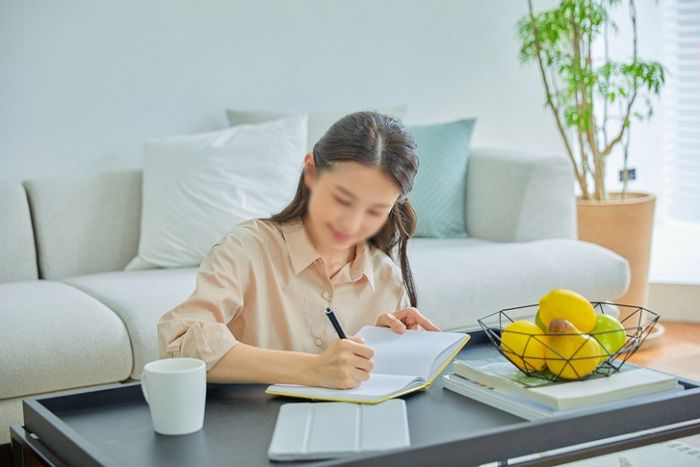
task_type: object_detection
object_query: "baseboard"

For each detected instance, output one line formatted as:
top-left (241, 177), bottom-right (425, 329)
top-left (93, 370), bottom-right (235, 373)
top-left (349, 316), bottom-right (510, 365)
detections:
top-left (648, 282), bottom-right (700, 323)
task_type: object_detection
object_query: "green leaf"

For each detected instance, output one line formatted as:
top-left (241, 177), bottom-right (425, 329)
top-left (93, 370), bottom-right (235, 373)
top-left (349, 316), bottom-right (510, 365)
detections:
top-left (515, 0), bottom-right (666, 198)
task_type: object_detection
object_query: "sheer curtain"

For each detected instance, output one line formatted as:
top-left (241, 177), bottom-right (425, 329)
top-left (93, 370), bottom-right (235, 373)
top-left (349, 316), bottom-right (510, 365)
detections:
top-left (649, 0), bottom-right (700, 285)
top-left (663, 0), bottom-right (700, 225)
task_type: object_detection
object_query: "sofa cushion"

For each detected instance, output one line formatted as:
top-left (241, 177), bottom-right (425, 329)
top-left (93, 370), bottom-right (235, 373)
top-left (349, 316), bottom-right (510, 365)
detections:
top-left (0, 180), bottom-right (37, 283)
top-left (226, 106), bottom-right (407, 153)
top-left (0, 281), bottom-right (132, 399)
top-left (128, 115), bottom-right (308, 269)
top-left (408, 118), bottom-right (476, 238)
top-left (63, 267), bottom-right (197, 379)
top-left (465, 149), bottom-right (577, 242)
top-left (23, 170), bottom-right (142, 279)
top-left (407, 237), bottom-right (630, 330)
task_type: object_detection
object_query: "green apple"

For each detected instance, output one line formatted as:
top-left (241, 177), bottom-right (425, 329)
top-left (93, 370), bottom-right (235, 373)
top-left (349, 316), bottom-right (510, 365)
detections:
top-left (591, 314), bottom-right (626, 364)
top-left (534, 310), bottom-right (547, 331)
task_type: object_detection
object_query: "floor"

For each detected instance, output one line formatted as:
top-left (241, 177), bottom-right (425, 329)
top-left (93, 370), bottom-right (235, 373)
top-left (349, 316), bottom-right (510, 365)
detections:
top-left (627, 320), bottom-right (700, 381)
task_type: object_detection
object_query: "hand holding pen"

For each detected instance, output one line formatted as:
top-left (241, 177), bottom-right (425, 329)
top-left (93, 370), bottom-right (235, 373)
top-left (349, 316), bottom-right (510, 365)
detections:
top-left (311, 307), bottom-right (374, 389)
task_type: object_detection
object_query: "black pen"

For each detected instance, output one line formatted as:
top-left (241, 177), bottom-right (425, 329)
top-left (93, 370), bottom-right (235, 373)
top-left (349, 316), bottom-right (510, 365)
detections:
top-left (325, 307), bottom-right (347, 339)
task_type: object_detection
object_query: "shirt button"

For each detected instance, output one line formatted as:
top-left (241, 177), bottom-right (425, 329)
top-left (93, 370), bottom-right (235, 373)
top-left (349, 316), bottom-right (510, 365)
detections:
top-left (314, 338), bottom-right (323, 347)
top-left (321, 291), bottom-right (330, 299)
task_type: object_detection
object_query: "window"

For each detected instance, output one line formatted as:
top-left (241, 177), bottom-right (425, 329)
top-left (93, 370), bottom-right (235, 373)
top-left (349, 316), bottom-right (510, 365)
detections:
top-left (663, 0), bottom-right (700, 224)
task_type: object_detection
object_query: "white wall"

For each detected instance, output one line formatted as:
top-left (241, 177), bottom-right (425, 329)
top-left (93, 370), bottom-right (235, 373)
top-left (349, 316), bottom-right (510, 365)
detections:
top-left (597, 0), bottom-right (667, 216)
top-left (0, 0), bottom-right (564, 181)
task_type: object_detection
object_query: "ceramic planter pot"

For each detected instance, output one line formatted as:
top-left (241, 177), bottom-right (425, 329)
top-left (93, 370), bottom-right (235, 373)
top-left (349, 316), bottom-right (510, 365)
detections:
top-left (577, 192), bottom-right (656, 327)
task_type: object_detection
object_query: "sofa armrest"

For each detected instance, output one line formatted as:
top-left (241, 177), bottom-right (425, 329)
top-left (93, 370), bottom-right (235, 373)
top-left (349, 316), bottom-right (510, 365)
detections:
top-left (465, 148), bottom-right (577, 242)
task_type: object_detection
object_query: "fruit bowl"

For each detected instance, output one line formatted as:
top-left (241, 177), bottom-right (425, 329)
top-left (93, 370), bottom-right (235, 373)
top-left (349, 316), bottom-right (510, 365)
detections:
top-left (477, 302), bottom-right (660, 382)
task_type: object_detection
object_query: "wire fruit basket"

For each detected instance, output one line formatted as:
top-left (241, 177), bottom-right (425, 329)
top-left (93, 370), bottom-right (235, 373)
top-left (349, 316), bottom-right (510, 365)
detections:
top-left (477, 302), bottom-right (660, 382)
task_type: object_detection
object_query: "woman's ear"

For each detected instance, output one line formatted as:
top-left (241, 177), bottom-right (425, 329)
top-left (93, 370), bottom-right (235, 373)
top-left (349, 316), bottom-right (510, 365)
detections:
top-left (303, 153), bottom-right (316, 190)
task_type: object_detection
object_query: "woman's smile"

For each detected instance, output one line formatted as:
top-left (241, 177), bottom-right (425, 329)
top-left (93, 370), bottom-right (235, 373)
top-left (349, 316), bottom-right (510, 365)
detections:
top-left (328, 224), bottom-right (353, 243)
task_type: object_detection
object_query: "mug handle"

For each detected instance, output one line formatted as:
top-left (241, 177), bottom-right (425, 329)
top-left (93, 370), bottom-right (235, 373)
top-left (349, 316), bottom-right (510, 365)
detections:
top-left (141, 372), bottom-right (150, 405)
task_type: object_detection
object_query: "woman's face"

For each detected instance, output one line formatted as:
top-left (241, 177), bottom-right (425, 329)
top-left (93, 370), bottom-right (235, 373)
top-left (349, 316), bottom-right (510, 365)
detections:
top-left (303, 154), bottom-right (400, 252)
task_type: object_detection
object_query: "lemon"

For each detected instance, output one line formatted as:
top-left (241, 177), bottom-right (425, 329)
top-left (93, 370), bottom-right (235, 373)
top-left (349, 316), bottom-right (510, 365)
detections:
top-left (500, 320), bottom-right (548, 372)
top-left (539, 289), bottom-right (596, 333)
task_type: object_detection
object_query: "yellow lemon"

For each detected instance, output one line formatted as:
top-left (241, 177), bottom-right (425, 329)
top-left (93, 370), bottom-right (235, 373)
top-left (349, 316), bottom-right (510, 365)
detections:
top-left (539, 289), bottom-right (596, 333)
top-left (500, 320), bottom-right (548, 372)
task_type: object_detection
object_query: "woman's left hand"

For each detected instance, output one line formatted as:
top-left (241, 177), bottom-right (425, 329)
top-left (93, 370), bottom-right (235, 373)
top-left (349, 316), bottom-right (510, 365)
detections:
top-left (375, 307), bottom-right (441, 334)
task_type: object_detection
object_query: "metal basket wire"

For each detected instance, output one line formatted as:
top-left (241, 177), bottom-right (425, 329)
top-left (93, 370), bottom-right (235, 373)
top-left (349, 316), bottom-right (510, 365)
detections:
top-left (477, 302), bottom-right (660, 381)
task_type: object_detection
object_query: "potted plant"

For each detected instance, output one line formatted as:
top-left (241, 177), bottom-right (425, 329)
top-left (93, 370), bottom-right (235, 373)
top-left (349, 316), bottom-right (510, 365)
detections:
top-left (518, 0), bottom-right (665, 318)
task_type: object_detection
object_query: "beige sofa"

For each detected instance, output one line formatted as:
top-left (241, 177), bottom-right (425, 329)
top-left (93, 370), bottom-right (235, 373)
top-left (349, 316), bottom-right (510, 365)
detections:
top-left (0, 148), bottom-right (630, 444)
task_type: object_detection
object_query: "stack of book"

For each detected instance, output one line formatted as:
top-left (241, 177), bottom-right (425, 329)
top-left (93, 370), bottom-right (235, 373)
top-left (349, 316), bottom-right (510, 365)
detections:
top-left (443, 357), bottom-right (682, 420)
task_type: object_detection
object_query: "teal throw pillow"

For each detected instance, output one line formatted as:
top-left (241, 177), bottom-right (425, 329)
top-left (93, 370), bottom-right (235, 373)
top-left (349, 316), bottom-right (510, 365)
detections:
top-left (407, 118), bottom-right (476, 238)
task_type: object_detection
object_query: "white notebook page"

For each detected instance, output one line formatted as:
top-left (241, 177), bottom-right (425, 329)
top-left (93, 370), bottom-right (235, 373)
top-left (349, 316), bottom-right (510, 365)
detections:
top-left (356, 326), bottom-right (466, 380)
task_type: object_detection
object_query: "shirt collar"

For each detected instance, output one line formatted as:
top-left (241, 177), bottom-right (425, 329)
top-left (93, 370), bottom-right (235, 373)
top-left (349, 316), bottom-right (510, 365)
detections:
top-left (350, 241), bottom-right (375, 290)
top-left (280, 220), bottom-right (375, 290)
top-left (281, 220), bottom-right (321, 275)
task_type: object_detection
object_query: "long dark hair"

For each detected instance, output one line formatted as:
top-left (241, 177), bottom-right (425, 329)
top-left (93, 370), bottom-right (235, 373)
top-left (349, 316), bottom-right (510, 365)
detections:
top-left (268, 111), bottom-right (420, 307)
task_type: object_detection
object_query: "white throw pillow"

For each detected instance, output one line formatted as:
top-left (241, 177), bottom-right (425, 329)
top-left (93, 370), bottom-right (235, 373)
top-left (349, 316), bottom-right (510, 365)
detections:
top-left (127, 114), bottom-right (308, 269)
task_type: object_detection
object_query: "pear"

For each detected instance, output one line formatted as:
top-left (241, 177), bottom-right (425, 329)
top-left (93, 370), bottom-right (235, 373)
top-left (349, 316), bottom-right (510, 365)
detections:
top-left (546, 319), bottom-right (602, 380)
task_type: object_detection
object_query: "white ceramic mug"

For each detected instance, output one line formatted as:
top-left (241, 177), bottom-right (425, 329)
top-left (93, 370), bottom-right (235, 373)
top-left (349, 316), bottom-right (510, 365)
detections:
top-left (141, 358), bottom-right (206, 435)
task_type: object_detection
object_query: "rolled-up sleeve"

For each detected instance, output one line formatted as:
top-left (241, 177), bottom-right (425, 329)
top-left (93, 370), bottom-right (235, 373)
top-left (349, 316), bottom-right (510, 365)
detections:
top-left (396, 285), bottom-right (411, 311)
top-left (157, 242), bottom-right (249, 371)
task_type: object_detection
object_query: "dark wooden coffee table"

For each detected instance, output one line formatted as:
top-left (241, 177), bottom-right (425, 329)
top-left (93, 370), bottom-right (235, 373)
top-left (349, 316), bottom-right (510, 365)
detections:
top-left (10, 330), bottom-right (700, 466)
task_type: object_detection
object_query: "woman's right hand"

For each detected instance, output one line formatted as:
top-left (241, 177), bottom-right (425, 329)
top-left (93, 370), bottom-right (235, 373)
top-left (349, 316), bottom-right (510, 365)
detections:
top-left (311, 337), bottom-right (374, 389)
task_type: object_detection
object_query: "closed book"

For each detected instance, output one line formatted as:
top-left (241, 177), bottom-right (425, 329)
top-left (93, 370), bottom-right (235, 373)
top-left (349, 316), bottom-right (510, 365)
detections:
top-left (443, 373), bottom-right (684, 420)
top-left (266, 326), bottom-right (470, 403)
top-left (453, 357), bottom-right (678, 410)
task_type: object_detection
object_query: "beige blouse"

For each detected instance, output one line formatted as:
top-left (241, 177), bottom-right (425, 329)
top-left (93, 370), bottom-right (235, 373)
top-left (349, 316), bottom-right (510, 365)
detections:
top-left (157, 218), bottom-right (410, 370)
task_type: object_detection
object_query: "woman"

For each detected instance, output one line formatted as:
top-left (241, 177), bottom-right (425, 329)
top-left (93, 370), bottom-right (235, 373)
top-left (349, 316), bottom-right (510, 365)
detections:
top-left (158, 111), bottom-right (439, 390)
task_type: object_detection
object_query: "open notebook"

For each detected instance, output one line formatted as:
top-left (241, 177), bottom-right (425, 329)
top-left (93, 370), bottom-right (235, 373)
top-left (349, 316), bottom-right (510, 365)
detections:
top-left (266, 325), bottom-right (470, 404)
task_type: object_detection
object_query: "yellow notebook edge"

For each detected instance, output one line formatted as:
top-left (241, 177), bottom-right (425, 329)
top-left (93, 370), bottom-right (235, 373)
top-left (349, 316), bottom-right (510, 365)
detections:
top-left (263, 386), bottom-right (419, 405)
top-left (265, 333), bottom-right (472, 402)
top-left (424, 333), bottom-right (471, 388)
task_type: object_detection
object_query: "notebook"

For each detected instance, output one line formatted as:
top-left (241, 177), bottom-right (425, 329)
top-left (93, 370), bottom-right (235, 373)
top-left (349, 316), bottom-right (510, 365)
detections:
top-left (267, 399), bottom-right (410, 461)
top-left (266, 325), bottom-right (470, 403)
